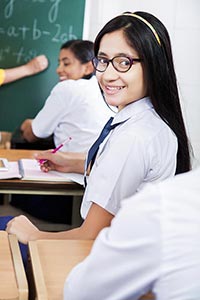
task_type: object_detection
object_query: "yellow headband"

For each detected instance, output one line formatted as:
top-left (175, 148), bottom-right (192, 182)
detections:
top-left (122, 12), bottom-right (161, 46)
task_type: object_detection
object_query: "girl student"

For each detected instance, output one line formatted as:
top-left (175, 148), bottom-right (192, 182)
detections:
top-left (6, 11), bottom-right (191, 244)
top-left (20, 39), bottom-right (113, 152)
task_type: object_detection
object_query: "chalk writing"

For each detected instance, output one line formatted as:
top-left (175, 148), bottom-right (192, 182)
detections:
top-left (4, 0), bottom-right (62, 23)
top-left (4, 0), bottom-right (15, 19)
top-left (0, 21), bottom-right (77, 43)
top-left (0, 0), bottom-right (84, 63)
top-left (0, 47), bottom-right (11, 62)
top-left (48, 0), bottom-right (62, 23)
top-left (13, 47), bottom-right (38, 63)
top-left (0, 46), bottom-right (39, 63)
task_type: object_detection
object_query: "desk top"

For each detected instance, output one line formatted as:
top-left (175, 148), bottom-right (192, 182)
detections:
top-left (0, 149), bottom-right (36, 161)
top-left (28, 239), bottom-right (93, 300)
top-left (0, 149), bottom-right (84, 195)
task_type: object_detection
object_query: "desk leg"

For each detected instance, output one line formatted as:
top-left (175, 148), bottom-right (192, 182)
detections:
top-left (71, 196), bottom-right (83, 228)
top-left (3, 194), bottom-right (11, 205)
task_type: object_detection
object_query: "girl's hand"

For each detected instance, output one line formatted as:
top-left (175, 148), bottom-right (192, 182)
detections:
top-left (34, 151), bottom-right (86, 174)
top-left (6, 215), bottom-right (40, 244)
top-left (26, 55), bottom-right (48, 75)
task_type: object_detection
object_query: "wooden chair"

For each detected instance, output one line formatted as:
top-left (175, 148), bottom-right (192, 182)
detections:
top-left (27, 239), bottom-right (154, 300)
top-left (9, 234), bottom-right (28, 300)
top-left (0, 231), bottom-right (28, 300)
top-left (28, 240), bottom-right (93, 300)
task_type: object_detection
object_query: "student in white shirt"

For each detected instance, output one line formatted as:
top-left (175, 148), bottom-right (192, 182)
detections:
top-left (0, 55), bottom-right (48, 85)
top-left (64, 167), bottom-right (200, 300)
top-left (20, 40), bottom-right (113, 152)
top-left (6, 11), bottom-right (191, 244)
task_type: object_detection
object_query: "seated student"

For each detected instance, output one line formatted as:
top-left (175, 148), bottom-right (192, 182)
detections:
top-left (0, 55), bottom-right (48, 85)
top-left (19, 39), bottom-right (113, 152)
top-left (5, 11), bottom-right (191, 245)
top-left (64, 167), bottom-right (200, 300)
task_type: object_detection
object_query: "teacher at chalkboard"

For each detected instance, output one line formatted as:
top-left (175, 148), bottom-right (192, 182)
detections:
top-left (0, 55), bottom-right (48, 86)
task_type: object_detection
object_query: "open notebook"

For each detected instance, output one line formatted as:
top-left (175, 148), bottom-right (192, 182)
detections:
top-left (0, 159), bottom-right (84, 185)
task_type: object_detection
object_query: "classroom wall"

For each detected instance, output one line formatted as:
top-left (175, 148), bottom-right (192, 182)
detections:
top-left (83, 0), bottom-right (200, 167)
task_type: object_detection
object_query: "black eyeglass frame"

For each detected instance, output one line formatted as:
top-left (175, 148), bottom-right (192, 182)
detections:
top-left (92, 55), bottom-right (142, 73)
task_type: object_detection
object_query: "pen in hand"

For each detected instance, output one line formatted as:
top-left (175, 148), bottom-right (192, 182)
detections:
top-left (38, 137), bottom-right (72, 165)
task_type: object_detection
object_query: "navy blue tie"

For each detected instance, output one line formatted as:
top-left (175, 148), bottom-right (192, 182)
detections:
top-left (84, 117), bottom-right (126, 186)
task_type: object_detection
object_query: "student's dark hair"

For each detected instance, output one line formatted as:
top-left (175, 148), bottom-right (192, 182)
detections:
top-left (61, 39), bottom-right (94, 79)
top-left (94, 11), bottom-right (191, 174)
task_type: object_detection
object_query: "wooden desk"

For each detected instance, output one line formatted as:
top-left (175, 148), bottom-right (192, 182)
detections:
top-left (0, 149), bottom-right (84, 196)
top-left (0, 231), bottom-right (28, 300)
top-left (28, 239), bottom-right (93, 300)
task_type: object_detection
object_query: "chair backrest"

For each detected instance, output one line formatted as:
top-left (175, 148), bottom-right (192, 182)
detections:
top-left (9, 234), bottom-right (28, 300)
top-left (0, 231), bottom-right (28, 300)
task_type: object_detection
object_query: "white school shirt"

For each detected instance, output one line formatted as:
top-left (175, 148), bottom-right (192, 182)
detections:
top-left (81, 97), bottom-right (177, 219)
top-left (32, 76), bottom-right (113, 152)
top-left (64, 167), bottom-right (200, 300)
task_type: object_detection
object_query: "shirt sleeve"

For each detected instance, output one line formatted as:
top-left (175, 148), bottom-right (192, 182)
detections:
top-left (0, 69), bottom-right (5, 85)
top-left (64, 184), bottom-right (161, 300)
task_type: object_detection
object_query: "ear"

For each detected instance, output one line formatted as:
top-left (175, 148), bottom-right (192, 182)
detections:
top-left (83, 61), bottom-right (94, 76)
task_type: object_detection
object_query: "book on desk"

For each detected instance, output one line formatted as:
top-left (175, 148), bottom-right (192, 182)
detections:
top-left (0, 158), bottom-right (84, 185)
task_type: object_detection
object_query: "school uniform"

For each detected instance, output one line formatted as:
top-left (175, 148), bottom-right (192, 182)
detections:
top-left (32, 76), bottom-right (113, 152)
top-left (64, 167), bottom-right (200, 300)
top-left (81, 97), bottom-right (177, 218)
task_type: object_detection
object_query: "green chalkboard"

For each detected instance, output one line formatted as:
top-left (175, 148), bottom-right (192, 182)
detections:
top-left (0, 0), bottom-right (86, 131)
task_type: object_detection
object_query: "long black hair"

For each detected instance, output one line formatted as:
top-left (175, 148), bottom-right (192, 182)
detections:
top-left (60, 39), bottom-right (95, 79)
top-left (94, 11), bottom-right (191, 174)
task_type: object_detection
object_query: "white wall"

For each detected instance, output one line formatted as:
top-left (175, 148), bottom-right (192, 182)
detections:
top-left (83, 0), bottom-right (200, 167)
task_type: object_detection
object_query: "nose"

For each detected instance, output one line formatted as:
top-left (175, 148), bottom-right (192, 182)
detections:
top-left (56, 66), bottom-right (60, 75)
top-left (101, 62), bottom-right (119, 81)
top-left (56, 63), bottom-right (63, 75)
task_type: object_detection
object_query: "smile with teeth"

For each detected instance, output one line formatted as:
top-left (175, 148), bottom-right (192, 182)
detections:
top-left (107, 85), bottom-right (124, 90)
top-left (105, 85), bottom-right (125, 94)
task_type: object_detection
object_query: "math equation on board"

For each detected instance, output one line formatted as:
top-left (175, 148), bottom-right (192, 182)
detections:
top-left (0, 0), bottom-right (85, 64)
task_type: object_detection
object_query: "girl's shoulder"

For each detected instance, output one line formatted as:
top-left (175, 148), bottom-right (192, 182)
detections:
top-left (50, 79), bottom-right (83, 98)
top-left (52, 76), bottom-right (97, 94)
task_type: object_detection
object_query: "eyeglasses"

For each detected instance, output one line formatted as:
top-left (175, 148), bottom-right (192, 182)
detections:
top-left (92, 56), bottom-right (142, 73)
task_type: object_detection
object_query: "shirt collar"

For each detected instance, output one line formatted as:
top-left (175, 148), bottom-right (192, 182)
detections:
top-left (112, 97), bottom-right (153, 125)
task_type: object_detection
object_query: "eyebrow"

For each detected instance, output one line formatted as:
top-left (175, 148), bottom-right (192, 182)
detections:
top-left (58, 57), bottom-right (70, 63)
top-left (97, 51), bottom-right (134, 57)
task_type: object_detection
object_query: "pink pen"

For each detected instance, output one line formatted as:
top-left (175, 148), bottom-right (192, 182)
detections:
top-left (39, 137), bottom-right (72, 165)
